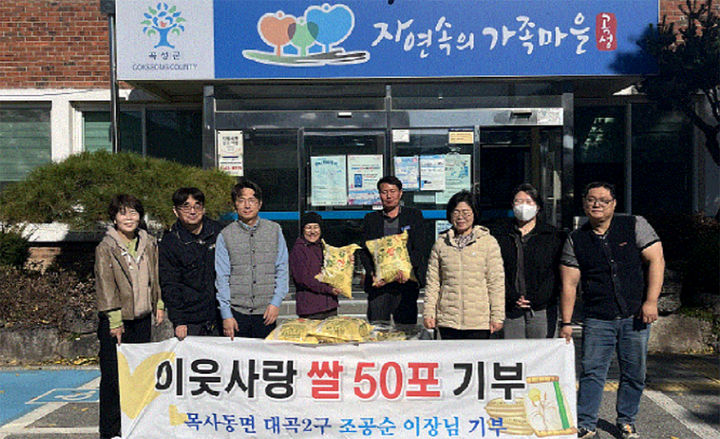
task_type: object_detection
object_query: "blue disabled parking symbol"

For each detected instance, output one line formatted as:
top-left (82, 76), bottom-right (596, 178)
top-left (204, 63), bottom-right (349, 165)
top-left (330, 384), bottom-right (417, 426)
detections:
top-left (27, 388), bottom-right (99, 404)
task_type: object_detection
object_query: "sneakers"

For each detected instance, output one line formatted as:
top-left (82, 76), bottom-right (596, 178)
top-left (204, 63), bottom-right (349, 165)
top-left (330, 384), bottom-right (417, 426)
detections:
top-left (577, 427), bottom-right (597, 438)
top-left (618, 423), bottom-right (639, 439)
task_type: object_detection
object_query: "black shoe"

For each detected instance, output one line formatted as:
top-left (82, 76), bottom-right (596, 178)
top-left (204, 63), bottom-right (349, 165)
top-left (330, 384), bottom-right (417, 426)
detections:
top-left (618, 423), bottom-right (639, 439)
top-left (577, 427), bottom-right (597, 438)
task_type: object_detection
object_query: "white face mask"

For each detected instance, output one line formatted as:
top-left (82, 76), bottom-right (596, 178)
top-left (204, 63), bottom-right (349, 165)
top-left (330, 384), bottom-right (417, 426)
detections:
top-left (513, 204), bottom-right (538, 222)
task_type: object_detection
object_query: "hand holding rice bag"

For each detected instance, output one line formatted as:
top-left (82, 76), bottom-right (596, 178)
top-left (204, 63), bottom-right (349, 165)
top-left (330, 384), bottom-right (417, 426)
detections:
top-left (315, 241), bottom-right (360, 298)
top-left (365, 230), bottom-right (416, 285)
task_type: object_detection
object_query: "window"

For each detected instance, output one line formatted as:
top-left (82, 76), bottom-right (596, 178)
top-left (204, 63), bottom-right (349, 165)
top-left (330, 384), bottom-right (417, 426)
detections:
top-left (243, 130), bottom-right (299, 211)
top-left (632, 104), bottom-right (692, 215)
top-left (82, 111), bottom-right (142, 153)
top-left (574, 106), bottom-right (626, 214)
top-left (146, 110), bottom-right (202, 166)
top-left (0, 106), bottom-right (51, 188)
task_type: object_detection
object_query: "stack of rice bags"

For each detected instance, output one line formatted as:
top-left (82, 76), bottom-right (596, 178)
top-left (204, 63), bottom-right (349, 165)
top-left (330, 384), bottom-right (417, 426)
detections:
top-left (266, 316), bottom-right (374, 344)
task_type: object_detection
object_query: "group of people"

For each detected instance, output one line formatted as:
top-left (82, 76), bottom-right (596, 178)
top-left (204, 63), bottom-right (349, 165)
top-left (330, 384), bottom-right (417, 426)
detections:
top-left (95, 176), bottom-right (664, 439)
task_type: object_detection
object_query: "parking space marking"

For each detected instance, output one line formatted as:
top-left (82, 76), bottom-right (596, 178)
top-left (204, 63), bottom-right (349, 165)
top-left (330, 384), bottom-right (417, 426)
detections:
top-left (0, 376), bottom-right (100, 437)
top-left (26, 388), bottom-right (99, 404)
top-left (645, 389), bottom-right (719, 439)
top-left (0, 426), bottom-right (97, 438)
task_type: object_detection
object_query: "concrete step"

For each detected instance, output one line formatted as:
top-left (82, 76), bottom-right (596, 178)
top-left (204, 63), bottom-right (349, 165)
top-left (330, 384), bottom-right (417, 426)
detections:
top-left (279, 289), bottom-right (426, 321)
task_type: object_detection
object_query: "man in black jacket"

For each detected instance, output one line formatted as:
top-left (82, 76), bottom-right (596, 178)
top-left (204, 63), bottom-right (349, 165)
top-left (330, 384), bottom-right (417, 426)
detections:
top-left (160, 187), bottom-right (224, 339)
top-left (359, 176), bottom-right (427, 324)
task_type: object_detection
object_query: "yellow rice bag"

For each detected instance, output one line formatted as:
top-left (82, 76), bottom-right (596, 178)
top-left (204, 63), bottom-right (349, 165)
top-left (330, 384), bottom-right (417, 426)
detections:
top-left (315, 241), bottom-right (360, 298)
top-left (265, 318), bottom-right (320, 344)
top-left (308, 316), bottom-right (374, 342)
top-left (365, 230), bottom-right (416, 284)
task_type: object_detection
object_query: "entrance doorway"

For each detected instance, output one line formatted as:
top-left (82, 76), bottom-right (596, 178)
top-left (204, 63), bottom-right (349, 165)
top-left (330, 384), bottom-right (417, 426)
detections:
top-left (209, 107), bottom-right (565, 242)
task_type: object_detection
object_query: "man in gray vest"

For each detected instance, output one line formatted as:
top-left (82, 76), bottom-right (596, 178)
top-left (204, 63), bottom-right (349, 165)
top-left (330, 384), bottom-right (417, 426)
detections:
top-left (560, 182), bottom-right (664, 439)
top-left (215, 178), bottom-right (289, 339)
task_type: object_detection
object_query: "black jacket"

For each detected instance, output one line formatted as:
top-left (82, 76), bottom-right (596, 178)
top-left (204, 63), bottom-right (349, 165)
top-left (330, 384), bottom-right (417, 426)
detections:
top-left (159, 217), bottom-right (223, 326)
top-left (359, 206), bottom-right (428, 291)
top-left (491, 220), bottom-right (564, 319)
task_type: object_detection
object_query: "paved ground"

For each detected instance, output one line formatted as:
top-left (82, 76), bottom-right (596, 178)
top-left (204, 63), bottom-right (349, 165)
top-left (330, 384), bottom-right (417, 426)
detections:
top-left (0, 349), bottom-right (717, 439)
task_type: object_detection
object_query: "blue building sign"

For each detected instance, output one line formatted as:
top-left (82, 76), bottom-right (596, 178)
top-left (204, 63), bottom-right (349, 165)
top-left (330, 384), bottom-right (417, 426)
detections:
top-left (117, 0), bottom-right (659, 80)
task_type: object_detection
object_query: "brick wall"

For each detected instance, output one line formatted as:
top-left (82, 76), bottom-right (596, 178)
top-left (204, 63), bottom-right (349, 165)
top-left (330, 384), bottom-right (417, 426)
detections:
top-left (661, 0), bottom-right (720, 25)
top-left (0, 0), bottom-right (109, 89)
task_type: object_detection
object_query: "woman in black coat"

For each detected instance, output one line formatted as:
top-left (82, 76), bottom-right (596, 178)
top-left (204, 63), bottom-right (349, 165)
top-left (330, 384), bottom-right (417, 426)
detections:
top-left (491, 183), bottom-right (564, 339)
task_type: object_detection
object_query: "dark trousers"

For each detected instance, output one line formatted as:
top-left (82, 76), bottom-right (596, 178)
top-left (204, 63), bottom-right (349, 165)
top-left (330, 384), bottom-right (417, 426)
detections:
top-left (183, 320), bottom-right (221, 336)
top-left (299, 308), bottom-right (338, 320)
top-left (438, 326), bottom-right (490, 340)
top-left (366, 283), bottom-right (419, 324)
top-left (231, 308), bottom-right (276, 339)
top-left (97, 312), bottom-right (151, 439)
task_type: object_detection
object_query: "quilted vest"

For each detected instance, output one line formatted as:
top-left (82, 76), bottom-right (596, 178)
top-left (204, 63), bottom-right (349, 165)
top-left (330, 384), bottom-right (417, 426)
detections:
top-left (220, 218), bottom-right (279, 314)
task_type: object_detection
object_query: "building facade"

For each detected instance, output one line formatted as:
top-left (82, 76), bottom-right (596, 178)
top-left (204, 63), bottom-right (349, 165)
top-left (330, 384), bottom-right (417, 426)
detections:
top-left (1, 1), bottom-right (718, 246)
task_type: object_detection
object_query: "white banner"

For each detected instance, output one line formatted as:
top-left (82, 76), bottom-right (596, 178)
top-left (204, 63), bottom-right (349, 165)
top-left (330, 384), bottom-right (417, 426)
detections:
top-left (119, 338), bottom-right (577, 438)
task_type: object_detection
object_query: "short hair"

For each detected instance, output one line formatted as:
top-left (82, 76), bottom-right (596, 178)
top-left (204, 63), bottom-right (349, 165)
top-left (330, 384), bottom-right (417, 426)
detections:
top-left (582, 181), bottom-right (616, 199)
top-left (231, 178), bottom-right (263, 203)
top-left (512, 183), bottom-right (543, 211)
top-left (108, 194), bottom-right (146, 230)
top-left (172, 187), bottom-right (205, 207)
top-left (377, 175), bottom-right (403, 192)
top-left (446, 190), bottom-right (479, 223)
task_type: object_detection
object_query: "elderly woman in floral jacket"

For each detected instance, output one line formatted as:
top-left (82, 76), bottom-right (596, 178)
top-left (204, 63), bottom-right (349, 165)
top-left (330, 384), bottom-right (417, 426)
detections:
top-left (95, 194), bottom-right (164, 439)
top-left (423, 190), bottom-right (505, 340)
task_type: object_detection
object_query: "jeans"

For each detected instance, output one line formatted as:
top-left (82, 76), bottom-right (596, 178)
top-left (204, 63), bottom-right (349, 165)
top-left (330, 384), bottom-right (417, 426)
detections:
top-left (577, 317), bottom-right (650, 430)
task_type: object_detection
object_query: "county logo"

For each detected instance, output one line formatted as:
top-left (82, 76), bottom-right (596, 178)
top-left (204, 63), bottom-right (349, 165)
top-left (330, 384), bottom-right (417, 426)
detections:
top-left (141, 2), bottom-right (186, 49)
top-left (243, 3), bottom-right (370, 67)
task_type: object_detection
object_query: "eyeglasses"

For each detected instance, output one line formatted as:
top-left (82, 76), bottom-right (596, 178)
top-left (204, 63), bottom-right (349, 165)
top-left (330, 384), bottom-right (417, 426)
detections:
top-left (451, 209), bottom-right (474, 219)
top-left (177, 203), bottom-right (203, 213)
top-left (584, 197), bottom-right (614, 207)
top-left (236, 198), bottom-right (259, 206)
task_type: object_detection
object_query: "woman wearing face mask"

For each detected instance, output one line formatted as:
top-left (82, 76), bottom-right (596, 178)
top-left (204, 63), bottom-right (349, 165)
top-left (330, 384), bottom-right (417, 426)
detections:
top-left (95, 194), bottom-right (164, 439)
top-left (491, 183), bottom-right (564, 339)
top-left (289, 212), bottom-right (343, 319)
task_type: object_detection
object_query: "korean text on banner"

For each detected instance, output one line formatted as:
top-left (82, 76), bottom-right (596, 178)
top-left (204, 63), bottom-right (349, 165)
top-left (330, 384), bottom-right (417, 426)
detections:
top-left (118, 338), bottom-right (577, 438)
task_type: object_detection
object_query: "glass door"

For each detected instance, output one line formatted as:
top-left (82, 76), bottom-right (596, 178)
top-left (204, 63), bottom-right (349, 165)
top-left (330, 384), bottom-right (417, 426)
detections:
top-left (478, 126), bottom-right (563, 226)
top-left (303, 130), bottom-right (386, 247)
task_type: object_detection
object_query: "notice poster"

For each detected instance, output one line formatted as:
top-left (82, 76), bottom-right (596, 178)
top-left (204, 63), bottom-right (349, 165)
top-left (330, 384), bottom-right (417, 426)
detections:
top-left (420, 155), bottom-right (446, 191)
top-left (393, 156), bottom-right (420, 191)
top-left (311, 156), bottom-right (347, 206)
top-left (217, 130), bottom-right (244, 176)
top-left (347, 155), bottom-right (383, 205)
top-left (119, 338), bottom-right (577, 439)
top-left (435, 154), bottom-right (471, 205)
top-left (435, 220), bottom-right (452, 239)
